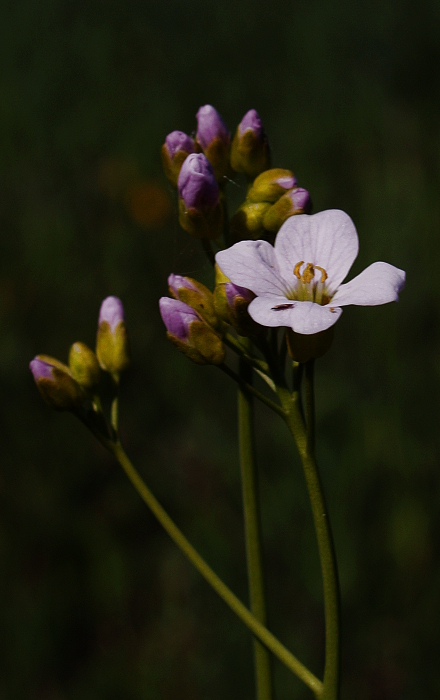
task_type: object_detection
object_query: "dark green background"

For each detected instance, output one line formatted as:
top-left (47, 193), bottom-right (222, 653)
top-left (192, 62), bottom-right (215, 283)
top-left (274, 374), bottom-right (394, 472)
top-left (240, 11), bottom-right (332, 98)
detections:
top-left (1, 0), bottom-right (439, 698)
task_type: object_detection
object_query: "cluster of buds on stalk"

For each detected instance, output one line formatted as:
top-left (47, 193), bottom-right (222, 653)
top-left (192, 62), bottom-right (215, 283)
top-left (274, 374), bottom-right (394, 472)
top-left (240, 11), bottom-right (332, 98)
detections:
top-left (161, 105), bottom-right (310, 244)
top-left (159, 104), bottom-right (313, 360)
top-left (30, 297), bottom-right (130, 416)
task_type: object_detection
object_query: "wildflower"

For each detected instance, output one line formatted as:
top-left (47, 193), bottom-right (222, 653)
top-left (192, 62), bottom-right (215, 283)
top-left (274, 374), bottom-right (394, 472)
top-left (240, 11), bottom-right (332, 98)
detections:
top-left (215, 209), bottom-right (405, 336)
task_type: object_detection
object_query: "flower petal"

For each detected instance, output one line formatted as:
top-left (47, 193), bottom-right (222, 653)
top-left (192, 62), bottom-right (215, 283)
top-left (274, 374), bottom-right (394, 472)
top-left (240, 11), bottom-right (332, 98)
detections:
top-left (330, 262), bottom-right (405, 307)
top-left (215, 240), bottom-right (288, 296)
top-left (274, 210), bottom-right (359, 292)
top-left (248, 297), bottom-right (342, 334)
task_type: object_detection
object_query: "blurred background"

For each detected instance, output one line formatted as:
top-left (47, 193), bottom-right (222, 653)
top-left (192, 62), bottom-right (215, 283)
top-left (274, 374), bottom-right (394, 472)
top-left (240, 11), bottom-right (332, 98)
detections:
top-left (1, 0), bottom-right (439, 698)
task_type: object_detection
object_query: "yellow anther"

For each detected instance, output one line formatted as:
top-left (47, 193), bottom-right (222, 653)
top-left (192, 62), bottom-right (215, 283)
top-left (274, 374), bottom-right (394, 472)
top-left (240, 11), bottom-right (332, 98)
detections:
top-left (294, 261), bottom-right (304, 280)
top-left (301, 263), bottom-right (315, 284)
top-left (314, 266), bottom-right (328, 284)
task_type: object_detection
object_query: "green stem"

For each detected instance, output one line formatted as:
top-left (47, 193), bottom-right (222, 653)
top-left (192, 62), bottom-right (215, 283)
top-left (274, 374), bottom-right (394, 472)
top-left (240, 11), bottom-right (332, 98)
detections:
top-left (219, 363), bottom-right (286, 418)
top-left (224, 334), bottom-right (271, 376)
top-left (277, 372), bottom-right (340, 700)
top-left (238, 353), bottom-right (273, 700)
top-left (101, 438), bottom-right (323, 697)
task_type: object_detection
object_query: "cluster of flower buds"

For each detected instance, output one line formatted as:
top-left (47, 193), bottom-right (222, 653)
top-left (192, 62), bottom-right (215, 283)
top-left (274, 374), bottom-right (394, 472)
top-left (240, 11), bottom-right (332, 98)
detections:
top-left (160, 275), bottom-right (225, 365)
top-left (161, 103), bottom-right (311, 243)
top-left (231, 168), bottom-right (311, 241)
top-left (30, 297), bottom-right (130, 412)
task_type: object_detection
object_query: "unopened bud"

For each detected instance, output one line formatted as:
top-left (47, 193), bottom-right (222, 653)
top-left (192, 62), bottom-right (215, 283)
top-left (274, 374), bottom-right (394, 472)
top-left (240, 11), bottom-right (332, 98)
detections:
top-left (96, 296), bottom-right (130, 374)
top-left (230, 200), bottom-right (272, 242)
top-left (263, 187), bottom-right (311, 232)
top-left (214, 281), bottom-right (259, 337)
top-left (161, 130), bottom-right (196, 187)
top-left (230, 109), bottom-right (271, 179)
top-left (177, 153), bottom-right (223, 239)
top-left (30, 355), bottom-right (85, 411)
top-left (68, 342), bottom-right (101, 392)
top-left (247, 168), bottom-right (297, 203)
top-left (159, 297), bottom-right (225, 365)
top-left (168, 274), bottom-right (222, 332)
top-left (196, 105), bottom-right (231, 181)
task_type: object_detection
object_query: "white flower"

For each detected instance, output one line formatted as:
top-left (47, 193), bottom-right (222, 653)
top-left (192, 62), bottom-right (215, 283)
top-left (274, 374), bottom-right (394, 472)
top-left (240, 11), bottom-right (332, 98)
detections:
top-left (216, 210), bottom-right (405, 335)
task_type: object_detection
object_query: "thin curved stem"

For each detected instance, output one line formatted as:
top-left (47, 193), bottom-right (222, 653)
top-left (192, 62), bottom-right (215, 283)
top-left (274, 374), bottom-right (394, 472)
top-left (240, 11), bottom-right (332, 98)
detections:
top-left (238, 352), bottom-right (273, 700)
top-left (277, 375), bottom-right (340, 700)
top-left (101, 438), bottom-right (323, 697)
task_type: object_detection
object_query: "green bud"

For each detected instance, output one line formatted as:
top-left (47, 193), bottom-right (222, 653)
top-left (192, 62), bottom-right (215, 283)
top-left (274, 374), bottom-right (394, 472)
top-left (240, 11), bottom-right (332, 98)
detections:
top-left (230, 200), bottom-right (272, 242)
top-left (171, 320), bottom-right (226, 365)
top-left (30, 355), bottom-right (85, 411)
top-left (286, 326), bottom-right (334, 363)
top-left (263, 187), bottom-right (311, 233)
top-left (96, 297), bottom-right (130, 374)
top-left (247, 169), bottom-right (297, 203)
top-left (68, 342), bottom-right (101, 392)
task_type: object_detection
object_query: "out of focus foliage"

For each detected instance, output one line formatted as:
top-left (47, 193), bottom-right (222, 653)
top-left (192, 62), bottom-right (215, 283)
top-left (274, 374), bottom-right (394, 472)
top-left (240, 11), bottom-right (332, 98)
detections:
top-left (1, 0), bottom-right (440, 698)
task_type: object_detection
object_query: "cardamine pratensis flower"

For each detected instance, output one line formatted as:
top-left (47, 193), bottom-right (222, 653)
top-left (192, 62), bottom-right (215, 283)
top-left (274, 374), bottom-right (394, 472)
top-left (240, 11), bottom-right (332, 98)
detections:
top-left (196, 105), bottom-right (231, 181)
top-left (216, 209), bottom-right (405, 361)
top-left (230, 109), bottom-right (271, 179)
top-left (96, 296), bottom-right (130, 374)
top-left (159, 297), bottom-right (225, 365)
top-left (177, 153), bottom-right (223, 239)
top-left (161, 130), bottom-right (196, 187)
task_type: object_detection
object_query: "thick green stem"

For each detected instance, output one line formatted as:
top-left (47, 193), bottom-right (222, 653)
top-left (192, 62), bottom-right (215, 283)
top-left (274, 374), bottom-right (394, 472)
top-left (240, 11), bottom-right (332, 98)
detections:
top-left (277, 371), bottom-right (340, 700)
top-left (238, 354), bottom-right (273, 700)
top-left (103, 439), bottom-right (322, 697)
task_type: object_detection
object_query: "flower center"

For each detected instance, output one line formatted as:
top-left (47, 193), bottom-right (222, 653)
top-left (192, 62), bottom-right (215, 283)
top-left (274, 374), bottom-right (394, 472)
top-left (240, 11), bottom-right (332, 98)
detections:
top-left (288, 261), bottom-right (331, 305)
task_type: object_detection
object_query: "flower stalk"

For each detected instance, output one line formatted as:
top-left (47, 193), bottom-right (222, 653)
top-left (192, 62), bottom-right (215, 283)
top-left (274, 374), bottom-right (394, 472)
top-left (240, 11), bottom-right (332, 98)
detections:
top-left (95, 435), bottom-right (323, 697)
top-left (277, 366), bottom-right (341, 700)
top-left (238, 348), bottom-right (273, 700)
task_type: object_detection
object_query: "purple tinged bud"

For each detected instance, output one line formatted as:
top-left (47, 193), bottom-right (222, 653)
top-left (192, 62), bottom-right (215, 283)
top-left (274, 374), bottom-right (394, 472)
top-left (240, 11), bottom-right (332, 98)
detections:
top-left (277, 174), bottom-right (297, 190)
top-left (196, 105), bottom-right (230, 151)
top-left (225, 283), bottom-right (254, 307)
top-left (168, 273), bottom-right (198, 297)
top-left (239, 109), bottom-right (263, 137)
top-left (30, 358), bottom-right (54, 382)
top-left (99, 296), bottom-right (125, 333)
top-left (165, 130), bottom-right (196, 159)
top-left (159, 297), bottom-right (199, 342)
top-left (287, 187), bottom-right (311, 211)
top-left (178, 153), bottom-right (219, 209)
